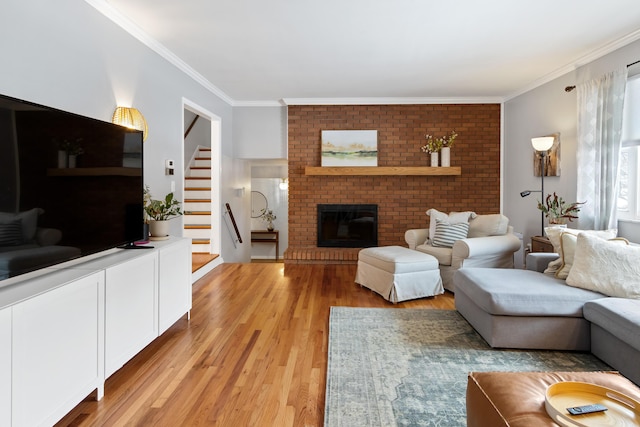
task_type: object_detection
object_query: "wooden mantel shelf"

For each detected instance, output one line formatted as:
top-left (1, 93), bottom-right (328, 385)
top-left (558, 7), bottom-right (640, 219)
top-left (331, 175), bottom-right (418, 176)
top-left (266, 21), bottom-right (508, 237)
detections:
top-left (304, 166), bottom-right (461, 176)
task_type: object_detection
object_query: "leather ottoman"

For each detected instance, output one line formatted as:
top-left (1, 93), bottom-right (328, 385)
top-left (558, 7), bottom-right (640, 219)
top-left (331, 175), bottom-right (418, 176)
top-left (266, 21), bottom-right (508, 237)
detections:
top-left (466, 371), bottom-right (640, 427)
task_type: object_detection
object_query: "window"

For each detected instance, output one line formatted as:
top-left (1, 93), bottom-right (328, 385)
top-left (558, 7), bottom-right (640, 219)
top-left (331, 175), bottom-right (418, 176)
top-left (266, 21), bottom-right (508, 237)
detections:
top-left (617, 74), bottom-right (640, 221)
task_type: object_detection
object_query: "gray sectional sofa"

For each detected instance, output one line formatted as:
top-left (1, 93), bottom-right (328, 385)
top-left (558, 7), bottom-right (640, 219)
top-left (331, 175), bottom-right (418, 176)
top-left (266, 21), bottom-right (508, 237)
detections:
top-left (0, 208), bottom-right (80, 280)
top-left (454, 251), bottom-right (640, 386)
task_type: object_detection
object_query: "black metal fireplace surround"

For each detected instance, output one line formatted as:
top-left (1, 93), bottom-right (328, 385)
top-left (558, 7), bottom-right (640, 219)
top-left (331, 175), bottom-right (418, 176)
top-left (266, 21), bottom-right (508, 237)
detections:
top-left (317, 204), bottom-right (378, 248)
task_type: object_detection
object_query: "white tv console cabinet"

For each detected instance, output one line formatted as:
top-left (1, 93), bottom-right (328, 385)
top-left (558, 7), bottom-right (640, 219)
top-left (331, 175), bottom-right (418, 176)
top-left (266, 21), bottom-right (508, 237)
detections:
top-left (0, 237), bottom-right (191, 427)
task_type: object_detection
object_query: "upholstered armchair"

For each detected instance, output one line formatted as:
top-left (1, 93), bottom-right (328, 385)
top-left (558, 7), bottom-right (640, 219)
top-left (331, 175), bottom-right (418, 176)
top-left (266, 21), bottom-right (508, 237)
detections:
top-left (405, 211), bottom-right (522, 292)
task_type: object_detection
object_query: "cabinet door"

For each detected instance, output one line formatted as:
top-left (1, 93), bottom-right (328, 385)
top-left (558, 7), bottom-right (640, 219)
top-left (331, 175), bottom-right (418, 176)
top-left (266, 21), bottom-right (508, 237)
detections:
top-left (158, 238), bottom-right (192, 334)
top-left (12, 272), bottom-right (102, 427)
top-left (105, 251), bottom-right (157, 378)
top-left (0, 307), bottom-right (10, 427)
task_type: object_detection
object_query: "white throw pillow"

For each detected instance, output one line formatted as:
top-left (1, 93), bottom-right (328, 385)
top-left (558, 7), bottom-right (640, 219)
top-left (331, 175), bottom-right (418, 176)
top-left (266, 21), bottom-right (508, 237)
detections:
top-left (556, 232), bottom-right (628, 280)
top-left (467, 214), bottom-right (509, 238)
top-left (425, 209), bottom-right (476, 245)
top-left (543, 227), bottom-right (617, 275)
top-left (431, 219), bottom-right (470, 248)
top-left (566, 233), bottom-right (640, 299)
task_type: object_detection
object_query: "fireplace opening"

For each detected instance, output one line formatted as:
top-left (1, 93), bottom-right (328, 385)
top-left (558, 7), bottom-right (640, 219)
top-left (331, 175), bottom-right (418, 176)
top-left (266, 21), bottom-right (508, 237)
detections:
top-left (317, 204), bottom-right (378, 248)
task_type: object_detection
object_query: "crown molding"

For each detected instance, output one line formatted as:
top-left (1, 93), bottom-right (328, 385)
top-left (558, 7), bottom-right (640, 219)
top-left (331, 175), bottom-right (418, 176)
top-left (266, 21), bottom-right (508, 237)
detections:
top-left (86, 0), bottom-right (640, 107)
top-left (85, 0), bottom-right (235, 106)
top-left (505, 28), bottom-right (640, 101)
top-left (281, 97), bottom-right (504, 106)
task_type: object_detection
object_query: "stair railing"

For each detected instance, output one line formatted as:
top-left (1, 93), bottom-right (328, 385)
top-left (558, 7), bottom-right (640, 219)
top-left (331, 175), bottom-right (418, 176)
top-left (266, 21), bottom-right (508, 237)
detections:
top-left (223, 202), bottom-right (242, 248)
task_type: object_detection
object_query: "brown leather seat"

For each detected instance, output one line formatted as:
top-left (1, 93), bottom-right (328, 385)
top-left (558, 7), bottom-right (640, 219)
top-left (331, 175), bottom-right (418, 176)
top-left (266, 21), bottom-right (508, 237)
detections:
top-left (466, 371), bottom-right (640, 427)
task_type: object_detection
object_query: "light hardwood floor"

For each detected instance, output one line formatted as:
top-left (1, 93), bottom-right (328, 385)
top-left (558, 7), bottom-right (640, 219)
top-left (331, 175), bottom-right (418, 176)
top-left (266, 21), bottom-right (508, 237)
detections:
top-left (56, 263), bottom-right (454, 427)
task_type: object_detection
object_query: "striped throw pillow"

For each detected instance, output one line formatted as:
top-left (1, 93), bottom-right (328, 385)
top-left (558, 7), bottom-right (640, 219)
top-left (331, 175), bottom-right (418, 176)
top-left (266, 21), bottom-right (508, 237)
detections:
top-left (431, 219), bottom-right (469, 248)
top-left (0, 219), bottom-right (23, 246)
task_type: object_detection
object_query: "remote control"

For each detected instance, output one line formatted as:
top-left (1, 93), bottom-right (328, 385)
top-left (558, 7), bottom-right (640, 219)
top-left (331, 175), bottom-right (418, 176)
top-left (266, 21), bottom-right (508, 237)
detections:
top-left (567, 404), bottom-right (608, 415)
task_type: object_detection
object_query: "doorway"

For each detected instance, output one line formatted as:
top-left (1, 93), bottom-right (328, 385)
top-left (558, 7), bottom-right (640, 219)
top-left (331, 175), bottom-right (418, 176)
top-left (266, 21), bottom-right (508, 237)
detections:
top-left (182, 98), bottom-right (222, 279)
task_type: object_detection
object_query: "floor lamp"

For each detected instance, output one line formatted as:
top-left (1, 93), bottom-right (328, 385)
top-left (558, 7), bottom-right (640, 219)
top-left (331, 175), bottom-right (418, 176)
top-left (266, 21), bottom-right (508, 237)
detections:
top-left (520, 136), bottom-right (555, 236)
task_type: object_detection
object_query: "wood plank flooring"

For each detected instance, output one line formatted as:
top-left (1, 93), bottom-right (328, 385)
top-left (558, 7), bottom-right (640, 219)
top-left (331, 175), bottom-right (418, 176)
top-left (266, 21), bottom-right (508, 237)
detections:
top-left (56, 263), bottom-right (454, 427)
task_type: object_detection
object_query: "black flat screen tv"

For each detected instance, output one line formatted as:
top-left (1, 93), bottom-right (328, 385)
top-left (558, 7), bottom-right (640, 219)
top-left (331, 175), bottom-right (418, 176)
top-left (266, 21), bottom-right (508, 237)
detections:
top-left (0, 93), bottom-right (144, 282)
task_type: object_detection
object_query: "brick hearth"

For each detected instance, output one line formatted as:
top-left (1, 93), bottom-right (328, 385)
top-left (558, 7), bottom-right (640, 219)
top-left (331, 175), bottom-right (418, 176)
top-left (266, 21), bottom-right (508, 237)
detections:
top-left (285, 104), bottom-right (501, 265)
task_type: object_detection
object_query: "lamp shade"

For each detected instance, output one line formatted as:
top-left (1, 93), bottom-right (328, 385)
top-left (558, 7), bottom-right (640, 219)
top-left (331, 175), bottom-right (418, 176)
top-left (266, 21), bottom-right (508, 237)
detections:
top-left (112, 107), bottom-right (148, 141)
top-left (531, 136), bottom-right (554, 151)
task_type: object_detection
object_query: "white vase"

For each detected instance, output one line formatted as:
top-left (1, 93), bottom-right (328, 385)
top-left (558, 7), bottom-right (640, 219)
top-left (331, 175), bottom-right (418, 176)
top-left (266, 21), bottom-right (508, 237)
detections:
top-left (149, 220), bottom-right (170, 240)
top-left (58, 150), bottom-right (67, 168)
top-left (68, 154), bottom-right (77, 168)
top-left (430, 152), bottom-right (439, 167)
top-left (441, 147), bottom-right (451, 167)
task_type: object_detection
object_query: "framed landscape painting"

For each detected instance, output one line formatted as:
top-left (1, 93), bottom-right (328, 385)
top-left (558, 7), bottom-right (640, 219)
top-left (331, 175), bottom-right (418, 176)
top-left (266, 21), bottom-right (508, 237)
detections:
top-left (321, 130), bottom-right (378, 167)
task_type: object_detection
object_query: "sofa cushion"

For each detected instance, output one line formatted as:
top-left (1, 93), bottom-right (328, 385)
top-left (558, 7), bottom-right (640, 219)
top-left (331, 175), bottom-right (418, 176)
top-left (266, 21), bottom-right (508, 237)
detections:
top-left (0, 220), bottom-right (24, 246)
top-left (415, 244), bottom-right (452, 265)
top-left (566, 233), bottom-right (640, 299)
top-left (425, 209), bottom-right (475, 244)
top-left (467, 214), bottom-right (509, 238)
top-left (556, 232), bottom-right (628, 280)
top-left (358, 245), bottom-right (438, 274)
top-left (454, 268), bottom-right (605, 317)
top-left (543, 227), bottom-right (617, 275)
top-left (0, 245), bottom-right (81, 277)
top-left (584, 298), bottom-right (640, 352)
top-left (431, 219), bottom-right (469, 248)
top-left (0, 208), bottom-right (43, 243)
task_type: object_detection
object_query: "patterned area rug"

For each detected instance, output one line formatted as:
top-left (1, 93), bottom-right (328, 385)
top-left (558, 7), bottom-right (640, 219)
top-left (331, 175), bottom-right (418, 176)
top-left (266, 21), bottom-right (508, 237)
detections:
top-left (324, 307), bottom-right (609, 427)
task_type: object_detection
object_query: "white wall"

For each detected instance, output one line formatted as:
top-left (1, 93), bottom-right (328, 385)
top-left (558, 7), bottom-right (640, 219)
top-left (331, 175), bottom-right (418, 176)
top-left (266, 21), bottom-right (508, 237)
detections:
top-left (504, 39), bottom-right (640, 250)
top-left (233, 106), bottom-right (287, 159)
top-left (0, 0), bottom-right (245, 261)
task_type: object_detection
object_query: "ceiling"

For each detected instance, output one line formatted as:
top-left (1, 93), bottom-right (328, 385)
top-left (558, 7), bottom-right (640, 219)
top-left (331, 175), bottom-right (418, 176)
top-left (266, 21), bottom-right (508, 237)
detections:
top-left (97, 0), bottom-right (640, 105)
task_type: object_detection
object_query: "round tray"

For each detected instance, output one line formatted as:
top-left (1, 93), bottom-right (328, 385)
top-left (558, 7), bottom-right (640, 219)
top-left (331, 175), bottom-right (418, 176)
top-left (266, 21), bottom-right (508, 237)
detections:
top-left (545, 381), bottom-right (640, 426)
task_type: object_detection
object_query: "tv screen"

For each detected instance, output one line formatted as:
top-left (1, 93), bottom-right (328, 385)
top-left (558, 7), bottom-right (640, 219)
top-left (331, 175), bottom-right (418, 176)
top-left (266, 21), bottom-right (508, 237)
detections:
top-left (0, 94), bottom-right (144, 282)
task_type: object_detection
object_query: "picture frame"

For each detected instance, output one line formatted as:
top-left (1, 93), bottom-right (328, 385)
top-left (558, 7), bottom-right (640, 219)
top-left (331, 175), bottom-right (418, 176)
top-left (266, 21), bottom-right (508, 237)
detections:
top-left (534, 132), bottom-right (560, 177)
top-left (321, 130), bottom-right (378, 167)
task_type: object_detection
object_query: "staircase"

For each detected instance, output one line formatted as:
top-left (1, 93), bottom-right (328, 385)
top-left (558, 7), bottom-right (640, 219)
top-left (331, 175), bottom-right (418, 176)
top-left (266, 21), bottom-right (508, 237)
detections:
top-left (183, 147), bottom-right (212, 254)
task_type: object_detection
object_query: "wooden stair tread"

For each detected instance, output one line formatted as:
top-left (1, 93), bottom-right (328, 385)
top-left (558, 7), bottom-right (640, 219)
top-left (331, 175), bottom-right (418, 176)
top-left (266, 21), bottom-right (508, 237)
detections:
top-left (185, 225), bottom-right (212, 229)
top-left (190, 166), bottom-right (211, 170)
top-left (185, 187), bottom-right (212, 191)
top-left (184, 199), bottom-right (212, 203)
top-left (184, 211), bottom-right (211, 215)
top-left (185, 177), bottom-right (211, 180)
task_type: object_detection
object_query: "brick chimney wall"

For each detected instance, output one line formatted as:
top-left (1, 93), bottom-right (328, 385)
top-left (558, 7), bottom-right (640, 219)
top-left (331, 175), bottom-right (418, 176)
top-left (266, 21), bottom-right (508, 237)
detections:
top-left (285, 104), bottom-right (501, 264)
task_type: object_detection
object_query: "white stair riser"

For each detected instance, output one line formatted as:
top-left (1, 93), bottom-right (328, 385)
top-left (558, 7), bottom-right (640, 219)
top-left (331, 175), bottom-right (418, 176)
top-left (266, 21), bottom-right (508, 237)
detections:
top-left (184, 179), bottom-right (210, 188)
top-left (197, 151), bottom-right (211, 159)
top-left (187, 169), bottom-right (211, 178)
top-left (194, 159), bottom-right (211, 167)
top-left (192, 243), bottom-right (211, 253)
top-left (184, 202), bottom-right (211, 211)
top-left (184, 229), bottom-right (211, 238)
top-left (184, 216), bottom-right (211, 225)
top-left (185, 191), bottom-right (211, 200)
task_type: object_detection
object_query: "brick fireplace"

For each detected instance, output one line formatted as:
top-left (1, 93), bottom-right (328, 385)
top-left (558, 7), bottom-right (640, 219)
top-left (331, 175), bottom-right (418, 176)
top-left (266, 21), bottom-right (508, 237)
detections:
top-left (285, 104), bottom-right (501, 264)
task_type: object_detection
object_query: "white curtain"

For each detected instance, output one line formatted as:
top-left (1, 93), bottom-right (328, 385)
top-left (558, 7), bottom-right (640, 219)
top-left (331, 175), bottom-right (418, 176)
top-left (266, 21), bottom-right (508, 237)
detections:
top-left (576, 68), bottom-right (627, 230)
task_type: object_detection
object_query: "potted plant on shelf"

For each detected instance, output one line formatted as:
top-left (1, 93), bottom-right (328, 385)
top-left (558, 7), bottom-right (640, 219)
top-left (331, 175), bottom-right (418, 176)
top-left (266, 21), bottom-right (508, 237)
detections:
top-left (260, 208), bottom-right (277, 231)
top-left (144, 189), bottom-right (183, 240)
top-left (537, 192), bottom-right (585, 225)
top-left (421, 131), bottom-right (457, 167)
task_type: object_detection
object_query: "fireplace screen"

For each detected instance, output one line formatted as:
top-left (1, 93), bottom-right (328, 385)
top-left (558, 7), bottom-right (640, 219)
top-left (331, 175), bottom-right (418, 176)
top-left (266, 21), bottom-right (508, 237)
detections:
top-left (317, 204), bottom-right (378, 248)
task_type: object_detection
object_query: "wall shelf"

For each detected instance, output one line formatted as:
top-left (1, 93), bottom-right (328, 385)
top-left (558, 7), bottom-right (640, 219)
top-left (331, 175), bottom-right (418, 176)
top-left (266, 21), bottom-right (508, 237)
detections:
top-left (304, 166), bottom-right (461, 176)
top-left (47, 167), bottom-right (141, 177)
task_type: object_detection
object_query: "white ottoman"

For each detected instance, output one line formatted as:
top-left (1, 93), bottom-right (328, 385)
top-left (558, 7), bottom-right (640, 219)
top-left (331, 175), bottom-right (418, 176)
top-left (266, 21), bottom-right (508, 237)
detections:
top-left (355, 245), bottom-right (443, 303)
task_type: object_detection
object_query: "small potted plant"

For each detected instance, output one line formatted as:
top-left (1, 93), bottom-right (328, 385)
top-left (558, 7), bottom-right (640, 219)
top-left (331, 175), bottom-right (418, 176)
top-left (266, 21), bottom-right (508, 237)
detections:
top-left (144, 188), bottom-right (182, 240)
top-left (421, 131), bottom-right (457, 167)
top-left (537, 192), bottom-right (585, 225)
top-left (260, 208), bottom-right (277, 231)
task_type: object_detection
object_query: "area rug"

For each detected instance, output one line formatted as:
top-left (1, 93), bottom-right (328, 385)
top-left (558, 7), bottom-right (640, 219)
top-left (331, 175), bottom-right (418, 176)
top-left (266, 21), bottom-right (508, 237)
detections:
top-left (324, 307), bottom-right (610, 427)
